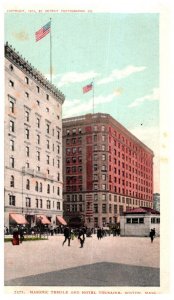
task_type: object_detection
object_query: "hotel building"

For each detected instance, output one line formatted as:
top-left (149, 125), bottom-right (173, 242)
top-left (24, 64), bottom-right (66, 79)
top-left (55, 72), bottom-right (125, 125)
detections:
top-left (62, 113), bottom-right (154, 228)
top-left (4, 43), bottom-right (66, 231)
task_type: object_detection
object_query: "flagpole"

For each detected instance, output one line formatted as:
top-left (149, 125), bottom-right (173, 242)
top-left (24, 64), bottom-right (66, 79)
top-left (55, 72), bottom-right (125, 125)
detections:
top-left (50, 18), bottom-right (52, 83)
top-left (92, 79), bottom-right (94, 114)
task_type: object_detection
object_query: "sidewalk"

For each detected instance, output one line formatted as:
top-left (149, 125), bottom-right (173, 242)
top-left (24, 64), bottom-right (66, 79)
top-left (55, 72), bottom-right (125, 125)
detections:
top-left (4, 235), bottom-right (160, 286)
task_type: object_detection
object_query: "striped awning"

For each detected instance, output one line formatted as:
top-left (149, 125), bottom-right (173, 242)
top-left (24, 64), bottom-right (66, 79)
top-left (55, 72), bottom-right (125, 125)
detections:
top-left (56, 216), bottom-right (67, 225)
top-left (9, 213), bottom-right (29, 225)
top-left (36, 215), bottom-right (51, 225)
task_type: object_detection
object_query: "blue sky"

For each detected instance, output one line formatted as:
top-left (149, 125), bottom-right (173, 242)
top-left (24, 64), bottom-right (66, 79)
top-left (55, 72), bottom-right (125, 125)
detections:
top-left (4, 12), bottom-right (160, 191)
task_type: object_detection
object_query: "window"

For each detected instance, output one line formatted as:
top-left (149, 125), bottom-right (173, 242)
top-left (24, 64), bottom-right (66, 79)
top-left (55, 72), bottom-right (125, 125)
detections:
top-left (102, 135), bottom-right (105, 142)
top-left (57, 130), bottom-right (60, 139)
top-left (47, 184), bottom-right (50, 194)
top-left (26, 197), bottom-right (31, 207)
top-left (25, 111), bottom-right (29, 122)
top-left (47, 140), bottom-right (50, 149)
top-left (10, 157), bottom-right (14, 168)
top-left (46, 107), bottom-right (49, 112)
top-left (126, 218), bottom-right (131, 224)
top-left (40, 199), bottom-right (43, 208)
top-left (94, 194), bottom-right (98, 201)
top-left (9, 195), bottom-right (15, 206)
top-left (94, 204), bottom-right (98, 213)
top-left (57, 187), bottom-right (60, 195)
top-left (47, 200), bottom-right (51, 209)
top-left (10, 175), bottom-right (14, 187)
top-left (102, 204), bottom-right (107, 213)
top-left (9, 80), bottom-right (14, 87)
top-left (35, 181), bottom-right (39, 192)
top-left (9, 100), bottom-right (15, 113)
top-left (26, 146), bottom-right (29, 157)
top-left (37, 166), bottom-right (40, 172)
top-left (25, 128), bottom-right (29, 139)
top-left (37, 151), bottom-right (40, 161)
top-left (57, 145), bottom-right (60, 154)
top-left (36, 118), bottom-right (40, 128)
top-left (37, 134), bottom-right (40, 144)
top-left (57, 173), bottom-right (60, 181)
top-left (46, 94), bottom-right (49, 100)
top-left (39, 183), bottom-right (42, 192)
top-left (114, 205), bottom-right (117, 214)
top-left (101, 125), bottom-right (105, 131)
top-left (94, 164), bottom-right (98, 171)
top-left (46, 124), bottom-right (50, 134)
top-left (102, 194), bottom-right (106, 201)
top-left (26, 179), bottom-right (30, 190)
top-left (36, 86), bottom-right (40, 93)
top-left (10, 140), bottom-right (14, 151)
top-left (57, 202), bottom-right (60, 210)
top-left (25, 77), bottom-right (29, 84)
top-left (132, 218), bottom-right (139, 224)
top-left (25, 92), bottom-right (29, 98)
top-left (36, 100), bottom-right (40, 106)
top-left (36, 198), bottom-right (39, 208)
top-left (102, 184), bottom-right (106, 190)
top-left (46, 155), bottom-right (50, 164)
top-left (25, 162), bottom-right (29, 169)
top-left (57, 159), bottom-right (60, 168)
top-left (10, 120), bottom-right (14, 132)
top-left (139, 218), bottom-right (144, 224)
top-left (102, 154), bottom-right (106, 161)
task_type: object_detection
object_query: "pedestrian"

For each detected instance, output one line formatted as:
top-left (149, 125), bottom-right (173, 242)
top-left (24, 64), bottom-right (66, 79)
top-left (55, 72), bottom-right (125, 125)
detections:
top-left (12, 227), bottom-right (20, 245)
top-left (97, 227), bottom-right (102, 240)
top-left (149, 228), bottom-right (155, 243)
top-left (78, 227), bottom-right (85, 248)
top-left (19, 226), bottom-right (24, 243)
top-left (62, 226), bottom-right (71, 246)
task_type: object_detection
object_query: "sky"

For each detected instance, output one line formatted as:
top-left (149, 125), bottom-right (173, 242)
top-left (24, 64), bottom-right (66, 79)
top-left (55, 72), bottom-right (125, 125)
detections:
top-left (4, 12), bottom-right (160, 192)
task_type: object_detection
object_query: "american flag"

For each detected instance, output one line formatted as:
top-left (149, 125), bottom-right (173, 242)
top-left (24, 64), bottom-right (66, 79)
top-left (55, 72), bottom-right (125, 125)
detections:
top-left (83, 83), bottom-right (93, 94)
top-left (35, 21), bottom-right (51, 42)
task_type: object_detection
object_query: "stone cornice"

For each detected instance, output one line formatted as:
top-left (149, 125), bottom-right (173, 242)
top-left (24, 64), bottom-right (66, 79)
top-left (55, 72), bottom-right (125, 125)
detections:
top-left (5, 42), bottom-right (65, 105)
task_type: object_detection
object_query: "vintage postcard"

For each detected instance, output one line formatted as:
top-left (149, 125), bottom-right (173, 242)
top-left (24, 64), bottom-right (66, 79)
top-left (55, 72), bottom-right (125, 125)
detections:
top-left (1, 0), bottom-right (173, 299)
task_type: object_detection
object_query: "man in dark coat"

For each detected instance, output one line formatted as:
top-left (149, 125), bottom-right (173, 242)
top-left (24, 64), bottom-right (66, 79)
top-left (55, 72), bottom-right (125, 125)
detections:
top-left (149, 228), bottom-right (155, 243)
top-left (62, 226), bottom-right (71, 246)
top-left (78, 227), bottom-right (85, 248)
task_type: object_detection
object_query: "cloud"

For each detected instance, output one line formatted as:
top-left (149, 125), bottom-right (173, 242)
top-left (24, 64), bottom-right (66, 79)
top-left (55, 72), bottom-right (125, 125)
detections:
top-left (97, 65), bottom-right (146, 85)
top-left (12, 31), bottom-right (29, 41)
top-left (129, 88), bottom-right (159, 108)
top-left (57, 71), bottom-right (100, 87)
top-left (63, 92), bottom-right (118, 118)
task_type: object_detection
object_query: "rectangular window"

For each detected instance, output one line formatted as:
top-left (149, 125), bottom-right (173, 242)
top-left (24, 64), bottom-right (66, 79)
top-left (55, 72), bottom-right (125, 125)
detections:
top-left (126, 218), bottom-right (131, 224)
top-left (47, 200), bottom-right (51, 209)
top-left (10, 120), bottom-right (14, 132)
top-left (25, 128), bottom-right (29, 139)
top-left (9, 195), bottom-right (16, 206)
top-left (132, 218), bottom-right (139, 224)
top-left (25, 77), bottom-right (29, 84)
top-left (10, 157), bottom-right (14, 168)
top-left (94, 204), bottom-right (98, 213)
top-left (9, 80), bottom-right (14, 87)
top-left (102, 204), bottom-right (107, 213)
top-left (10, 139), bottom-right (14, 151)
top-left (57, 202), bottom-right (60, 210)
top-left (36, 86), bottom-right (40, 93)
top-left (26, 197), bottom-right (31, 207)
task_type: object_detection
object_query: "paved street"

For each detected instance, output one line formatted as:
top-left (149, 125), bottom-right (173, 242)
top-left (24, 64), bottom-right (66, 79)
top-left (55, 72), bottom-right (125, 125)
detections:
top-left (4, 235), bottom-right (160, 287)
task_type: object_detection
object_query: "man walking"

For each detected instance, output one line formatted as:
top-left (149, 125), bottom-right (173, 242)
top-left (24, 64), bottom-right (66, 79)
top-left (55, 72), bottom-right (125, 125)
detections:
top-left (78, 227), bottom-right (85, 248)
top-left (62, 226), bottom-right (71, 246)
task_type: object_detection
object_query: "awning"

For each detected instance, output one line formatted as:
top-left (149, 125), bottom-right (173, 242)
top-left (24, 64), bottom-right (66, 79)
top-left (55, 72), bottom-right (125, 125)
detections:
top-left (36, 215), bottom-right (51, 225)
top-left (56, 216), bottom-right (67, 225)
top-left (9, 213), bottom-right (29, 225)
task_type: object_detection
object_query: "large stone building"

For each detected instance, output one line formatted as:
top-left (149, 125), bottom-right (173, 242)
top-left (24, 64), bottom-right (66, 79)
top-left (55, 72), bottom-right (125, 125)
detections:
top-left (62, 113), bottom-right (154, 228)
top-left (4, 43), bottom-right (66, 231)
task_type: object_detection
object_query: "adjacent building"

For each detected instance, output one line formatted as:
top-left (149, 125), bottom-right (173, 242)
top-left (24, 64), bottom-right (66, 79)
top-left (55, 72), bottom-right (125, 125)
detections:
top-left (62, 113), bottom-right (154, 228)
top-left (153, 193), bottom-right (160, 212)
top-left (120, 207), bottom-right (160, 237)
top-left (4, 43), bottom-right (66, 231)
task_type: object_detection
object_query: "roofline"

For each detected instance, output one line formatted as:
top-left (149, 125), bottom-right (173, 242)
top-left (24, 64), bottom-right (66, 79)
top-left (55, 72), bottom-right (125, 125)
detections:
top-left (5, 42), bottom-right (65, 104)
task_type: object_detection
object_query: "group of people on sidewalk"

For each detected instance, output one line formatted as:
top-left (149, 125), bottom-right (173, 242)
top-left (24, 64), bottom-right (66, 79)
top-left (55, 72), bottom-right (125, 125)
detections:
top-left (62, 226), bottom-right (85, 248)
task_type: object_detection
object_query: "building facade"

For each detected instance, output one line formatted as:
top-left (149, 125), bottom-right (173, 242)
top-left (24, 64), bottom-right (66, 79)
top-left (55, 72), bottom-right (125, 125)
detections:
top-left (4, 43), bottom-right (65, 231)
top-left (62, 113), bottom-right (154, 228)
